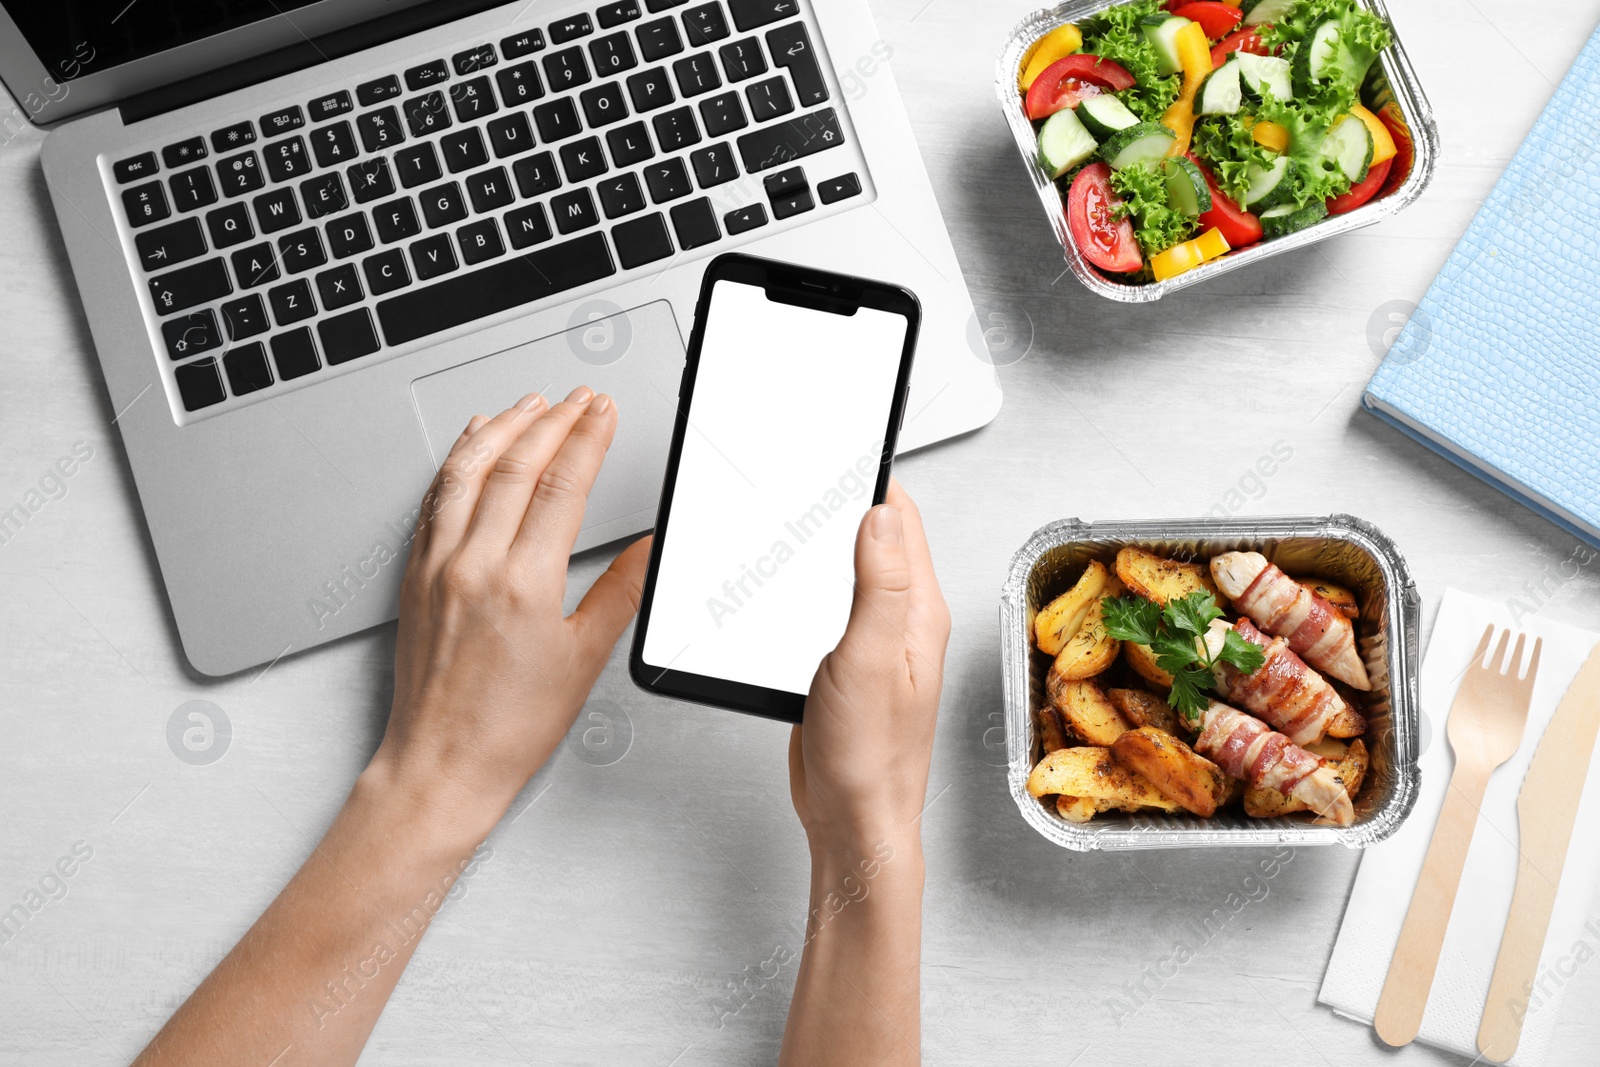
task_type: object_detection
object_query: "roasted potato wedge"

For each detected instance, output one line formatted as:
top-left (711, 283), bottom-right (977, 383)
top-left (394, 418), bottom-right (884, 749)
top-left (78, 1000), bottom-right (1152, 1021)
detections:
top-left (1114, 545), bottom-right (1227, 609)
top-left (1050, 594), bottom-right (1121, 681)
top-left (1110, 728), bottom-right (1230, 817)
top-left (1122, 640), bottom-right (1175, 688)
top-left (1244, 739), bottom-right (1368, 818)
top-left (1055, 795), bottom-right (1100, 823)
top-left (1325, 703), bottom-right (1368, 738)
top-left (1026, 747), bottom-right (1182, 812)
top-left (1037, 704), bottom-right (1071, 755)
top-left (1300, 578), bottom-right (1360, 620)
top-left (1046, 676), bottom-right (1130, 746)
top-left (1107, 687), bottom-right (1188, 737)
top-left (1034, 561), bottom-right (1108, 656)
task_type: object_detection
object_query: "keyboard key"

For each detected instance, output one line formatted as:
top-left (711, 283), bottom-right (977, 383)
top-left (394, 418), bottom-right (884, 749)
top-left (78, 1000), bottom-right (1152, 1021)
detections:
top-left (310, 90), bottom-right (353, 121)
top-left (404, 92), bottom-right (452, 137)
top-left (513, 153), bottom-right (561, 197)
top-left (301, 172), bottom-right (349, 219)
top-left (175, 358), bottom-right (226, 411)
top-left (457, 218), bottom-right (506, 264)
top-left (729, 0), bottom-right (800, 32)
top-left (612, 212), bottom-right (674, 268)
top-left (636, 17), bottom-right (685, 62)
top-left (724, 202), bottom-right (767, 234)
top-left (326, 213), bottom-right (374, 258)
top-left (673, 53), bottom-right (721, 96)
top-left (551, 188), bottom-right (599, 233)
top-left (268, 279), bottom-right (317, 325)
top-left (221, 293), bottom-right (270, 340)
top-left (161, 309), bottom-right (223, 359)
top-left (505, 204), bottom-right (552, 248)
top-left (206, 202), bottom-right (254, 248)
top-left (169, 167), bottom-right (219, 212)
top-left (315, 263), bottom-right (364, 310)
top-left (420, 182), bottom-right (468, 229)
top-left (373, 197), bottom-right (422, 243)
top-left (411, 233), bottom-right (459, 280)
top-left (590, 32), bottom-right (638, 75)
top-left (746, 76), bottom-right (794, 121)
top-left (771, 186), bottom-right (813, 219)
top-left (441, 128), bottom-right (489, 174)
top-left (691, 142), bottom-right (739, 187)
top-left (232, 243), bottom-right (281, 287)
top-left (767, 22), bottom-right (828, 106)
top-left (644, 157), bottom-right (692, 202)
top-left (161, 137), bottom-right (208, 168)
top-left (405, 60), bottom-right (450, 91)
top-left (222, 342), bottom-right (274, 394)
top-left (735, 107), bottom-right (841, 171)
top-left (543, 47), bottom-right (591, 90)
top-left (114, 152), bottom-right (159, 184)
top-left (363, 249), bottom-right (412, 295)
top-left (309, 121), bottom-right (358, 168)
top-left (501, 30), bottom-right (546, 59)
top-left (606, 122), bottom-right (654, 166)
top-left (254, 188), bottom-right (301, 234)
top-left (149, 257), bottom-right (232, 314)
top-left (211, 121), bottom-right (257, 153)
top-left (122, 181), bottom-right (170, 227)
top-left (653, 107), bottom-right (701, 150)
top-left (700, 91), bottom-right (748, 135)
top-left (763, 166), bottom-right (806, 199)
top-left (496, 62), bottom-right (544, 107)
top-left (550, 14), bottom-right (593, 43)
top-left (395, 143), bottom-right (443, 189)
top-left (580, 82), bottom-right (629, 127)
top-left (671, 197), bottom-right (720, 248)
top-left (263, 136), bottom-right (311, 182)
top-left (818, 172), bottom-right (861, 204)
top-left (559, 137), bottom-right (608, 183)
top-left (450, 76), bottom-right (498, 122)
top-left (626, 66), bottom-right (676, 112)
top-left (357, 75), bottom-right (402, 106)
top-left (487, 112), bottom-right (536, 158)
top-left (453, 44), bottom-right (498, 75)
top-left (683, 3), bottom-right (731, 45)
top-left (357, 107), bottom-right (406, 153)
top-left (217, 151), bottom-right (265, 197)
top-left (376, 232), bottom-right (615, 346)
top-left (646, 0), bottom-right (689, 9)
top-left (466, 166), bottom-right (515, 212)
top-left (532, 97), bottom-right (582, 143)
top-left (261, 107), bottom-right (305, 138)
top-left (719, 38), bottom-right (767, 81)
top-left (319, 308), bottom-right (381, 364)
top-left (272, 328), bottom-right (322, 380)
top-left (348, 158), bottom-right (396, 203)
top-left (597, 172), bottom-right (646, 217)
top-left (279, 228), bottom-right (327, 273)
top-left (135, 217), bottom-right (207, 271)
top-left (599, 1), bottom-right (643, 27)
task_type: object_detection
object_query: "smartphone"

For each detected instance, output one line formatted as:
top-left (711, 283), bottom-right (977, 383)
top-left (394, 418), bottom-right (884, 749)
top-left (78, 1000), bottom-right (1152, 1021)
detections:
top-left (629, 253), bottom-right (920, 723)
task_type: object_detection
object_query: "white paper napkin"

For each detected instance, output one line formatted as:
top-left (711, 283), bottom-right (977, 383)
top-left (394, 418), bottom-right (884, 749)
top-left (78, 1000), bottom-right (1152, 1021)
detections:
top-left (1319, 588), bottom-right (1600, 1066)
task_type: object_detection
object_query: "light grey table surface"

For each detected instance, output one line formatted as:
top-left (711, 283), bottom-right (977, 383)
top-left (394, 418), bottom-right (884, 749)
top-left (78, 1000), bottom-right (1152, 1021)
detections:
top-left (4, 1), bottom-right (1600, 1064)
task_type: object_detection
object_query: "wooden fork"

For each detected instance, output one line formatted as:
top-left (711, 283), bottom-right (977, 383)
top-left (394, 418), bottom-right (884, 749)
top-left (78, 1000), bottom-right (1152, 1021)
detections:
top-left (1374, 625), bottom-right (1543, 1047)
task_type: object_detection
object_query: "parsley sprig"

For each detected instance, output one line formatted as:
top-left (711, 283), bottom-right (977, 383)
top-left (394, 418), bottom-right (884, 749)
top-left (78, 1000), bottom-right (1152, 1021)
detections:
top-left (1102, 591), bottom-right (1266, 724)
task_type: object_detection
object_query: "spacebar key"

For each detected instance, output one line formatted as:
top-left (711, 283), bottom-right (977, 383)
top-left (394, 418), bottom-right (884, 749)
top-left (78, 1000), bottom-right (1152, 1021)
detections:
top-left (376, 232), bottom-right (616, 346)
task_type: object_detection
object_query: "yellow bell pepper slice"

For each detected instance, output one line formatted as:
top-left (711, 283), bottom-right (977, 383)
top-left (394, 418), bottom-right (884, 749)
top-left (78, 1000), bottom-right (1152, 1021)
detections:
top-left (1150, 226), bottom-right (1231, 282)
top-left (1349, 104), bottom-right (1397, 165)
top-left (1159, 21), bottom-right (1213, 158)
top-left (1020, 25), bottom-right (1084, 91)
top-left (1251, 119), bottom-right (1290, 153)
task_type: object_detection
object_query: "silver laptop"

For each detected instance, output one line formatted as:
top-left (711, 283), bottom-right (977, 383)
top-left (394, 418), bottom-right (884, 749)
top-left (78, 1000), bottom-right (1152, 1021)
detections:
top-left (11, 0), bottom-right (1001, 676)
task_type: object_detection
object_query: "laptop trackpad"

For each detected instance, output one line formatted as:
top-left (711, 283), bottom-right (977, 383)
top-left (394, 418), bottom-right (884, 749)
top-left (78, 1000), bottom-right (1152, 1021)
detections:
top-left (410, 300), bottom-right (683, 553)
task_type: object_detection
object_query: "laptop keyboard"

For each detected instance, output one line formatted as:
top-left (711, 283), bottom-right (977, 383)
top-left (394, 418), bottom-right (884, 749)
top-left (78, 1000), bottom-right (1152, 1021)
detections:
top-left (108, 0), bottom-right (868, 419)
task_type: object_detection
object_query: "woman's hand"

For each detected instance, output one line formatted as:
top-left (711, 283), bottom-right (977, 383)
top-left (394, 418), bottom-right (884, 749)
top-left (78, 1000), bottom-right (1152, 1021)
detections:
top-left (374, 386), bottom-right (651, 833)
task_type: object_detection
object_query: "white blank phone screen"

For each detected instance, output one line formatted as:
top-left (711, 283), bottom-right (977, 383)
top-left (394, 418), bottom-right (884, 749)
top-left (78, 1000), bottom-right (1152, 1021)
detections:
top-left (642, 278), bottom-right (909, 696)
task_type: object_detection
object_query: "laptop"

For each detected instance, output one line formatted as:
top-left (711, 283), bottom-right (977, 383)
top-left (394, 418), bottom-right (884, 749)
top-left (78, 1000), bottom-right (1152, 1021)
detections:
top-left (10, 0), bottom-right (1001, 676)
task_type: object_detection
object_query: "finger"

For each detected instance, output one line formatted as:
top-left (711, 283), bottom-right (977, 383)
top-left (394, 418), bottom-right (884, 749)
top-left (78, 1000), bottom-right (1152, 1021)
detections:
top-left (570, 535), bottom-right (652, 660)
top-left (883, 480), bottom-right (951, 688)
top-left (835, 503), bottom-right (912, 664)
top-left (425, 392), bottom-right (549, 557)
top-left (408, 415), bottom-right (484, 562)
top-left (787, 725), bottom-right (806, 810)
top-left (463, 385), bottom-right (599, 553)
top-left (512, 393), bottom-right (620, 567)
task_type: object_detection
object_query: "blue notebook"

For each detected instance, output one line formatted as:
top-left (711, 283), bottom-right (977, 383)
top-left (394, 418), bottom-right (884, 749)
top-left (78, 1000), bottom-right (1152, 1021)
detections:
top-left (1364, 25), bottom-right (1600, 549)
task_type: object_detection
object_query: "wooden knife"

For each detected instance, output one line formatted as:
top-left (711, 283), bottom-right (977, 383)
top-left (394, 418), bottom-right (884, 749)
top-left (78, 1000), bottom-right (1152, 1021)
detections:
top-left (1477, 641), bottom-right (1600, 1062)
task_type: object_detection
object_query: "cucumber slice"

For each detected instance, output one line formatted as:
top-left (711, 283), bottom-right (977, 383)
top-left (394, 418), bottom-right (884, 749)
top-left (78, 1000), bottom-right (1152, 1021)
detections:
top-left (1321, 112), bottom-right (1373, 183)
top-left (1140, 15), bottom-right (1193, 77)
top-left (1077, 95), bottom-right (1141, 141)
top-left (1163, 157), bottom-right (1212, 215)
top-left (1241, 0), bottom-right (1296, 27)
top-left (1037, 107), bottom-right (1099, 179)
top-left (1240, 154), bottom-right (1292, 208)
top-left (1197, 57), bottom-right (1244, 116)
top-left (1099, 121), bottom-right (1178, 170)
top-left (1258, 199), bottom-right (1328, 238)
top-left (1291, 20), bottom-right (1342, 96)
top-left (1238, 52), bottom-right (1293, 103)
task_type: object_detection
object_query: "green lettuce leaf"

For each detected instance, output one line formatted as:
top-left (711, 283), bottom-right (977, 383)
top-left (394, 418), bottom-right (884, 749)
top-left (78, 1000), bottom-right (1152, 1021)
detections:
top-left (1079, 0), bottom-right (1180, 123)
top-left (1109, 162), bottom-right (1198, 257)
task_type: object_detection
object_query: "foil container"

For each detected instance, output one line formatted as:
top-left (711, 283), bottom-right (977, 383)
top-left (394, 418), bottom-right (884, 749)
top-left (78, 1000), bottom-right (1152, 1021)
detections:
top-left (995, 0), bottom-right (1439, 301)
top-left (1000, 515), bottom-right (1422, 850)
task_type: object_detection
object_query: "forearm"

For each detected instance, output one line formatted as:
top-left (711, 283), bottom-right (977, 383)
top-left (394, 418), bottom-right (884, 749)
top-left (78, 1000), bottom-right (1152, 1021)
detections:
top-left (779, 836), bottom-right (925, 1067)
top-left (133, 755), bottom-right (499, 1067)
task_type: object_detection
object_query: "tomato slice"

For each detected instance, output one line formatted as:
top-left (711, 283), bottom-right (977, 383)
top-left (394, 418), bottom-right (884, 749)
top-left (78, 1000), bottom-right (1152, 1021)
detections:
top-left (1172, 2), bottom-right (1242, 40)
top-left (1024, 55), bottom-right (1137, 120)
top-left (1068, 163), bottom-right (1142, 273)
top-left (1327, 156), bottom-right (1392, 215)
top-left (1186, 153), bottom-right (1263, 247)
top-left (1209, 25), bottom-right (1272, 69)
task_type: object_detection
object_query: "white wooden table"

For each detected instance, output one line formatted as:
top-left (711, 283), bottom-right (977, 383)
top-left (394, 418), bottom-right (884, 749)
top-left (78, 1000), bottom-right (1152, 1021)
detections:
top-left (3, 1), bottom-right (1599, 1063)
